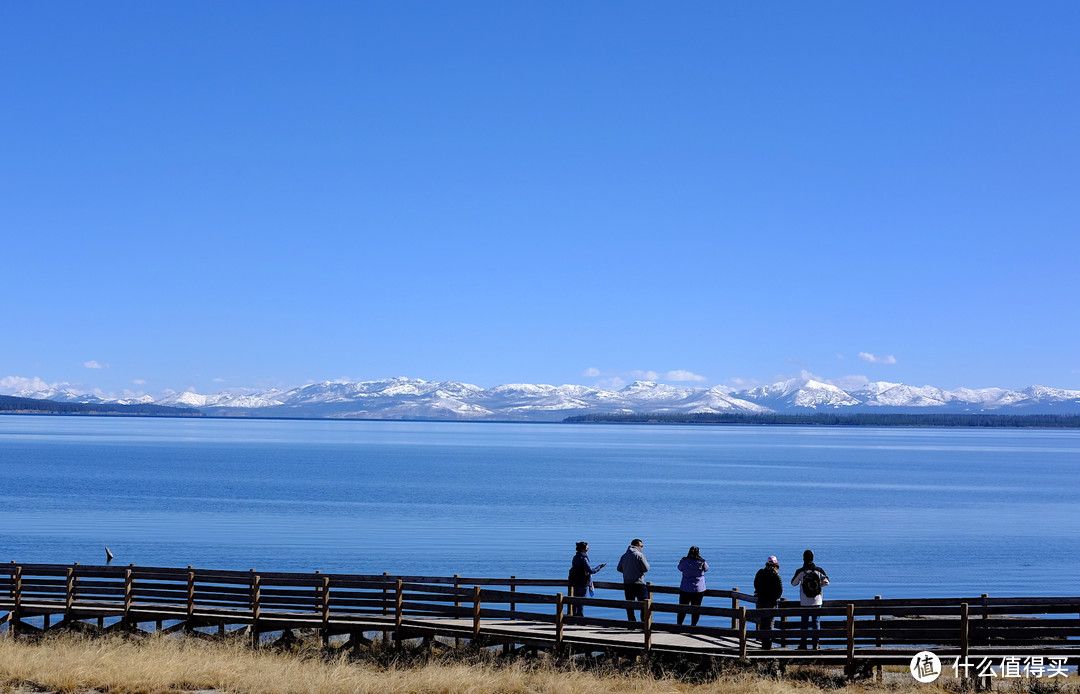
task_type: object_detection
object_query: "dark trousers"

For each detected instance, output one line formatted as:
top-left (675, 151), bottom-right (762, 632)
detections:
top-left (799, 612), bottom-right (820, 649)
top-left (623, 583), bottom-right (648, 621)
top-left (756, 601), bottom-right (777, 649)
top-left (568, 584), bottom-right (590, 616)
top-left (758, 615), bottom-right (776, 649)
top-left (677, 590), bottom-right (704, 626)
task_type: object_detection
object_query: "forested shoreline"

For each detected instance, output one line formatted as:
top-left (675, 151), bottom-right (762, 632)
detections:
top-left (565, 412), bottom-right (1080, 428)
top-left (0, 395), bottom-right (200, 417)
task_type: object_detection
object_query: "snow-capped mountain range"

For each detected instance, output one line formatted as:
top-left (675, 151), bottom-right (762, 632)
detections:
top-left (9, 377), bottom-right (1080, 421)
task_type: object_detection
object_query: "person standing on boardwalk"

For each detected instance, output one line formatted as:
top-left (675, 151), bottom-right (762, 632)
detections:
top-left (676, 546), bottom-right (709, 626)
top-left (567, 541), bottom-right (606, 616)
top-left (791, 549), bottom-right (829, 649)
top-left (617, 538), bottom-right (650, 622)
top-left (753, 555), bottom-right (784, 650)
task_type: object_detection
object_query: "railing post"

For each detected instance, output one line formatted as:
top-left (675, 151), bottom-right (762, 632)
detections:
top-left (65, 565), bottom-right (76, 618)
top-left (382, 572), bottom-right (390, 645)
top-left (510, 575), bottom-right (516, 614)
top-left (472, 585), bottom-right (482, 640)
top-left (186, 569), bottom-right (195, 630)
top-left (555, 593), bottom-right (564, 647)
top-left (12, 564), bottom-right (21, 637)
top-left (394, 579), bottom-right (403, 649)
top-left (875, 595), bottom-right (882, 681)
top-left (643, 595), bottom-right (653, 653)
top-left (250, 571), bottom-right (261, 646)
top-left (731, 587), bottom-right (739, 629)
top-left (846, 603), bottom-right (855, 666)
top-left (978, 591), bottom-right (988, 686)
top-left (960, 602), bottom-right (970, 684)
top-left (453, 574), bottom-right (461, 648)
top-left (778, 597), bottom-right (787, 649)
top-left (738, 605), bottom-right (747, 658)
top-left (320, 573), bottom-right (331, 645)
top-left (123, 567), bottom-right (134, 630)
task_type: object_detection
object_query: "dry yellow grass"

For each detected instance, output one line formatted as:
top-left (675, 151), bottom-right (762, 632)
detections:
top-left (0, 633), bottom-right (964, 694)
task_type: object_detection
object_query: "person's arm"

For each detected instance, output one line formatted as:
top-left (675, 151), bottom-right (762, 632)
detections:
top-left (792, 569), bottom-right (803, 586)
top-left (819, 568), bottom-right (829, 586)
top-left (640, 555), bottom-right (650, 573)
top-left (591, 560), bottom-right (606, 574)
top-left (701, 561), bottom-right (709, 572)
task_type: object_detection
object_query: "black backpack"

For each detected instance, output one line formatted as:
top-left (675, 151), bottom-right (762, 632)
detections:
top-left (802, 569), bottom-right (822, 598)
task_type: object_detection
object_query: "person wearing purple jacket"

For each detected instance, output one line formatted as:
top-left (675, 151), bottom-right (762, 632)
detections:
top-left (676, 546), bottom-right (709, 626)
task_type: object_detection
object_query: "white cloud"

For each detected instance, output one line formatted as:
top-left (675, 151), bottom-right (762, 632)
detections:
top-left (663, 370), bottom-right (707, 382)
top-left (1, 376), bottom-right (55, 394)
top-left (588, 367), bottom-right (708, 387)
top-left (859, 352), bottom-right (897, 365)
top-left (84, 360), bottom-right (106, 369)
top-left (726, 377), bottom-right (764, 391)
top-left (830, 374), bottom-right (871, 390)
top-left (213, 377), bottom-right (227, 383)
top-left (133, 379), bottom-right (147, 385)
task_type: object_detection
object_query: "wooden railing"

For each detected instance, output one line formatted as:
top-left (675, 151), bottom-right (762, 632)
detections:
top-left (3, 563), bottom-right (1080, 663)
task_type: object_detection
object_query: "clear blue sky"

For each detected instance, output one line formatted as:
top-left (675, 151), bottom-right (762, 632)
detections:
top-left (2, 2), bottom-right (1078, 396)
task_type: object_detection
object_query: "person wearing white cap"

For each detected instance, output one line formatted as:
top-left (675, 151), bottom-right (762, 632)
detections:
top-left (754, 555), bottom-right (784, 650)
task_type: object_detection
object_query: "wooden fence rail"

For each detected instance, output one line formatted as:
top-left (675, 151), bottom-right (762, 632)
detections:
top-left (4, 563), bottom-right (1080, 665)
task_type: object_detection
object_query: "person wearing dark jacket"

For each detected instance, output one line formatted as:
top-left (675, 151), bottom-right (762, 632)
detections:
top-left (753, 555), bottom-right (783, 649)
top-left (567, 541), bottom-right (606, 616)
top-left (616, 539), bottom-right (650, 622)
top-left (791, 549), bottom-right (830, 649)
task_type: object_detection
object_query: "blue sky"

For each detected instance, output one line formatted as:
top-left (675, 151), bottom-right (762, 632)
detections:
top-left (2, 2), bottom-right (1078, 397)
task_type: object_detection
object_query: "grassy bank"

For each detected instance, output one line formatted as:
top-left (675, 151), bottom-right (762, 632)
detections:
top-left (0, 633), bottom-right (1061, 694)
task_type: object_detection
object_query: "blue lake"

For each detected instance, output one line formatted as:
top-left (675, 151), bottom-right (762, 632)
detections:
top-left (1, 415), bottom-right (1078, 602)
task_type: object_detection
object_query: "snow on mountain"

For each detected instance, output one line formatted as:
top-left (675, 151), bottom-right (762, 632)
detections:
top-left (280, 378), bottom-right (480, 405)
top-left (1021, 385), bottom-right (1080, 404)
top-left (740, 377), bottom-right (860, 410)
top-left (157, 390), bottom-right (284, 408)
top-left (681, 387), bottom-right (772, 414)
top-left (14, 386), bottom-right (108, 404)
top-left (852, 382), bottom-right (954, 408)
top-left (352, 394), bottom-right (494, 420)
top-left (618, 381), bottom-right (698, 402)
top-left (12, 376), bottom-right (1080, 420)
top-left (476, 384), bottom-right (592, 414)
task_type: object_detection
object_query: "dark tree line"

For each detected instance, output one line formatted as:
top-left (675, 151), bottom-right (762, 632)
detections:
top-left (0, 395), bottom-right (201, 417)
top-left (564, 412), bottom-right (1080, 428)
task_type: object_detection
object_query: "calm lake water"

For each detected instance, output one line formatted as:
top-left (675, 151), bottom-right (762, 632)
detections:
top-left (2, 415), bottom-right (1078, 601)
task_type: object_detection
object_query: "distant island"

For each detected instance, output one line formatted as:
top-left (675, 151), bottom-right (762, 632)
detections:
top-left (564, 412), bottom-right (1080, 428)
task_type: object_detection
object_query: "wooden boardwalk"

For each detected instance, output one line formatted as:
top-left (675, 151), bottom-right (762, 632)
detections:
top-left (5, 563), bottom-right (1080, 666)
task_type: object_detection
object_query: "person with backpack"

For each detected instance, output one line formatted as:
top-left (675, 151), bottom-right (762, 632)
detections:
top-left (676, 546), bottom-right (709, 626)
top-left (753, 555), bottom-right (784, 650)
top-left (791, 549), bottom-right (830, 649)
top-left (567, 541), bottom-right (606, 616)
